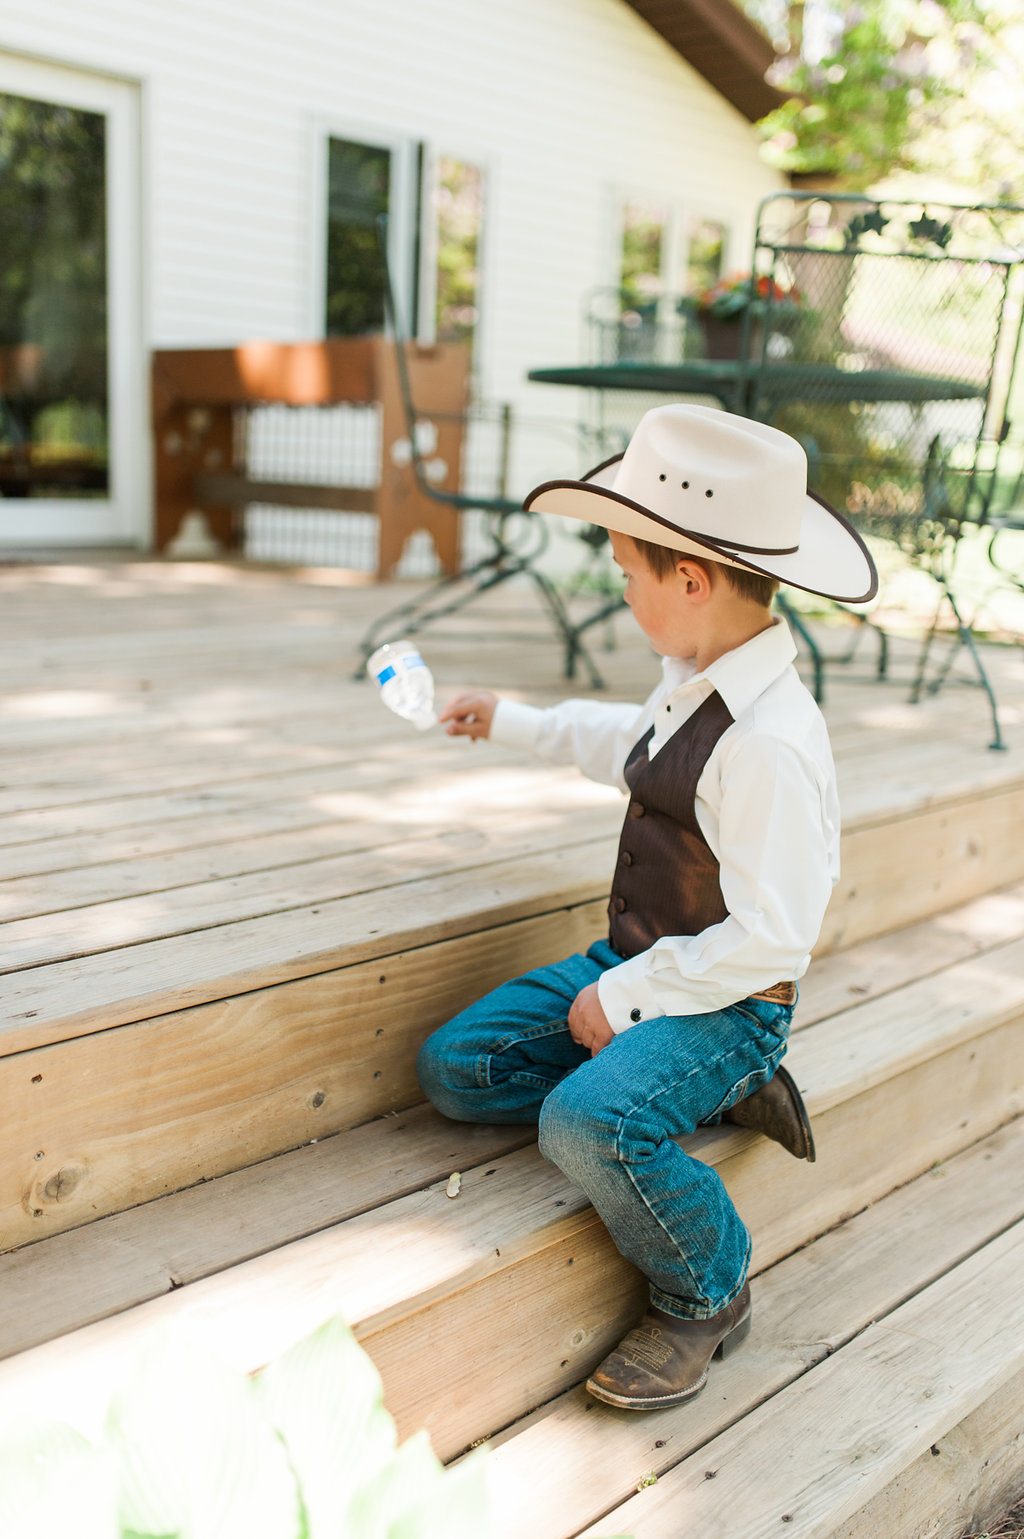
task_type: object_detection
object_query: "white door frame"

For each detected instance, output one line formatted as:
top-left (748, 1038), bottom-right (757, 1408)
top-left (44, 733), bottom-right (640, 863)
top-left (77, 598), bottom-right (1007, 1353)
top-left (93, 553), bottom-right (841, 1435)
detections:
top-left (0, 52), bottom-right (147, 548)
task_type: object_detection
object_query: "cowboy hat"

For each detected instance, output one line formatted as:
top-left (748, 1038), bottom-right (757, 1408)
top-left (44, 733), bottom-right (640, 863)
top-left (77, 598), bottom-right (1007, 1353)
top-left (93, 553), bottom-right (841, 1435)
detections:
top-left (524, 403), bottom-right (878, 604)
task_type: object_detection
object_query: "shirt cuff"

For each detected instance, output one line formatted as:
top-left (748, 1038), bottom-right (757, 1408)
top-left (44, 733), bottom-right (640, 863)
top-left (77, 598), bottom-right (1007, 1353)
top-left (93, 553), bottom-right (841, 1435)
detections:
top-left (490, 698), bottom-right (546, 754)
top-left (596, 953), bottom-right (667, 1034)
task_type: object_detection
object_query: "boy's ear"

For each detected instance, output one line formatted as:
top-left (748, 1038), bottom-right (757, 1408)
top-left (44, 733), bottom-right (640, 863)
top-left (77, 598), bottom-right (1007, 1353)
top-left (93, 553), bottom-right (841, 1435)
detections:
top-left (675, 557), bottom-right (714, 599)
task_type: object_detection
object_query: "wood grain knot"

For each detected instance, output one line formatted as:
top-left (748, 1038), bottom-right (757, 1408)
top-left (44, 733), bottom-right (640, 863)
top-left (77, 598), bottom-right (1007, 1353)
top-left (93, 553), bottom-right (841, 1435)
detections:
top-left (40, 1164), bottom-right (87, 1204)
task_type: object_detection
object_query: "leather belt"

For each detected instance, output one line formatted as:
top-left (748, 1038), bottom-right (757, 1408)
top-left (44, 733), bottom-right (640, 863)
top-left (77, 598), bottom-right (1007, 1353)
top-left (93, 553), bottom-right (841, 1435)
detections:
top-left (749, 980), bottom-right (798, 1006)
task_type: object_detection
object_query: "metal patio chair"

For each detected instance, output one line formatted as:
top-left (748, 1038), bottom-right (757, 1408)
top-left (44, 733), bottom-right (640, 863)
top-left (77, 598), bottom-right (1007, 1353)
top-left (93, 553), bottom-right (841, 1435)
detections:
top-left (744, 193), bottom-right (1024, 749)
top-left (356, 225), bottom-right (621, 687)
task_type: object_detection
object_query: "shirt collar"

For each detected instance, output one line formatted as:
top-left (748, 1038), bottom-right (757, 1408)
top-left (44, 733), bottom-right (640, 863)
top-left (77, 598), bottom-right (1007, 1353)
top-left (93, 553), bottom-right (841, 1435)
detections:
top-left (660, 618), bottom-right (797, 719)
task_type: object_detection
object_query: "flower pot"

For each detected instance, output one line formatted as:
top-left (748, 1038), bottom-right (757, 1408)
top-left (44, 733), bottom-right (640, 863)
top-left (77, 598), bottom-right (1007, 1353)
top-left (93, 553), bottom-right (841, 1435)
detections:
top-left (699, 316), bottom-right (763, 361)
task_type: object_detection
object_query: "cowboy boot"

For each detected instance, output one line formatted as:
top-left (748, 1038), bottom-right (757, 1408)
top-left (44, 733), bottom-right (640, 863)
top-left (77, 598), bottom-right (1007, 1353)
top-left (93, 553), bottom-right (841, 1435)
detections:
top-left (723, 1063), bottom-right (815, 1161)
top-left (586, 1284), bottom-right (752, 1410)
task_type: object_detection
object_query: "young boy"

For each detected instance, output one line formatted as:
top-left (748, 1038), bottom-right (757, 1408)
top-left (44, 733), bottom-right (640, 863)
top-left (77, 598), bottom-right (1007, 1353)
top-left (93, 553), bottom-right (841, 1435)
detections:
top-left (417, 404), bottom-right (877, 1411)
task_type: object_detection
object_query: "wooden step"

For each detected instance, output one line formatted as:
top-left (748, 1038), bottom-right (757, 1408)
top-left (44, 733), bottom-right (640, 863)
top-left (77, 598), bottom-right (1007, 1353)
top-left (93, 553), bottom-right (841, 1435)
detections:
top-left (4, 861), bottom-right (1024, 1265)
top-left (5, 882), bottom-right (1021, 1347)
top-left (482, 1115), bottom-right (1024, 1539)
top-left (2, 903), bottom-right (1022, 1463)
top-left (576, 1218), bottom-right (1024, 1539)
top-left (3, 568), bottom-right (1022, 1267)
top-left (0, 1103), bottom-right (534, 1361)
top-left (4, 768), bottom-right (1023, 1255)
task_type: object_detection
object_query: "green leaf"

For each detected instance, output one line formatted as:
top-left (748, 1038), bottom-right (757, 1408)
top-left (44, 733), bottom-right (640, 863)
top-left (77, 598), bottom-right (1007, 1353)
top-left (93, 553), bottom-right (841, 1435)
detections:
top-left (358, 1433), bottom-right (491, 1539)
top-left (106, 1329), bottom-right (301, 1539)
top-left (0, 1418), bottom-right (119, 1539)
top-left (256, 1315), bottom-right (397, 1537)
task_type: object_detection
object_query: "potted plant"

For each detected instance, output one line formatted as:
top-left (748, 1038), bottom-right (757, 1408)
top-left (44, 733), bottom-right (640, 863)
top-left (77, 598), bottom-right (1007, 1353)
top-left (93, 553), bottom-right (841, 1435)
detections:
top-left (686, 273), bottom-right (802, 360)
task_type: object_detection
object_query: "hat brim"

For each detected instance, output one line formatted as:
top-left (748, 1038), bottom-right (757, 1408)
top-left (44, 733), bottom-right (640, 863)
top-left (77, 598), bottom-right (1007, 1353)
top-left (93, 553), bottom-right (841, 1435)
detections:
top-left (525, 453), bottom-right (879, 606)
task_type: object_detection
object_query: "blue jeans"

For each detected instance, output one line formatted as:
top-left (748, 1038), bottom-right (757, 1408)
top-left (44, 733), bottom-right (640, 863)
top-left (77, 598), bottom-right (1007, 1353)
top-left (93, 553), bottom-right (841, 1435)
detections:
top-left (416, 940), bottom-right (793, 1320)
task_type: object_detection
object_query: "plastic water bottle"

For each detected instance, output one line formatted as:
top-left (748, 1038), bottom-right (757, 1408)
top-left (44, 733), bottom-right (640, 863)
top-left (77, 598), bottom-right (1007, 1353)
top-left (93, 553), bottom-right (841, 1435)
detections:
top-left (366, 638), bottom-right (438, 730)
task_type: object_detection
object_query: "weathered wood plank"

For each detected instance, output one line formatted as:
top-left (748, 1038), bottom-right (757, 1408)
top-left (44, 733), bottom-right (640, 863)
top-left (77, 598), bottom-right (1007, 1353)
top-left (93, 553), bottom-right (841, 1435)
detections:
top-left (0, 772), bottom-right (619, 913)
top-left (819, 782), bottom-right (1024, 952)
top-left (3, 878), bottom-right (1023, 1261)
top-left (192, 473), bottom-right (377, 512)
top-left (0, 1103), bottom-right (535, 1362)
top-left (4, 777), bottom-right (1022, 1054)
top-left (0, 881), bottom-right (1019, 1329)
top-left (577, 1221), bottom-right (1024, 1539)
top-left (0, 847), bottom-right (613, 1054)
top-left (0, 746), bottom-right (551, 850)
top-left (794, 882), bottom-right (1024, 1030)
top-left (0, 1144), bottom-right (588, 1441)
top-left (481, 1116), bottom-right (1024, 1539)
top-left (828, 1366), bottom-right (1024, 1539)
top-left (794, 933), bottom-right (1024, 1112)
top-left (0, 899), bottom-right (608, 1250)
top-left (0, 807), bottom-right (616, 963)
top-left (0, 990), bottom-right (1020, 1456)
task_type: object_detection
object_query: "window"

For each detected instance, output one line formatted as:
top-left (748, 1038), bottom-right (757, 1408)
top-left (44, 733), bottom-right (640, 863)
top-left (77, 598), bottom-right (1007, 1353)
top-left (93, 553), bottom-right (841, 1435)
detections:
top-left (620, 198), bottom-right (669, 304)
top-left (685, 217), bottom-right (727, 296)
top-left (615, 197), bottom-right (731, 302)
top-left (323, 133), bottom-right (486, 355)
top-left (430, 156), bottom-right (485, 352)
top-left (325, 136), bottom-right (392, 336)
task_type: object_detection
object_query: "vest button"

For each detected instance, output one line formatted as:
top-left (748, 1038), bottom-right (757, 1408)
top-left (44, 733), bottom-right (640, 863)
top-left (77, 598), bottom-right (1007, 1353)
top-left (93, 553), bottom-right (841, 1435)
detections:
top-left (613, 895), bottom-right (627, 913)
top-left (620, 850), bottom-right (633, 867)
top-left (630, 802), bottom-right (645, 819)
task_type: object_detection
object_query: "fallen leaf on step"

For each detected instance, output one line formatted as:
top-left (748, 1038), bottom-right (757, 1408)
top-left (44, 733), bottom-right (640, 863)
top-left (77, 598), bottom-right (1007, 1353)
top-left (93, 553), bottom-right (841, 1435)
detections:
top-left (446, 1172), bottom-right (462, 1198)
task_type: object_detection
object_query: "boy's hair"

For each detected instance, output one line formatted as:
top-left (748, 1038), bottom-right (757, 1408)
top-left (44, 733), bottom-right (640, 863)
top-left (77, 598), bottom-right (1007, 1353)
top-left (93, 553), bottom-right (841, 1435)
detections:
top-left (631, 534), bottom-right (779, 608)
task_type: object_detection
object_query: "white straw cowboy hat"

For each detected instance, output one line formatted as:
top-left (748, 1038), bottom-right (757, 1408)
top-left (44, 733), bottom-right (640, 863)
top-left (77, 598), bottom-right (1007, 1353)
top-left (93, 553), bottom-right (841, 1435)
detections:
top-left (524, 403), bottom-right (878, 605)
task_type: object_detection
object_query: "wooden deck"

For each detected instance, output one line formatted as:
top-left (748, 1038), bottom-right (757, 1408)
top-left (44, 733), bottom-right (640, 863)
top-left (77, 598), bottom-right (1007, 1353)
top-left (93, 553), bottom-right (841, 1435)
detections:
top-left (2, 557), bottom-right (1024, 1537)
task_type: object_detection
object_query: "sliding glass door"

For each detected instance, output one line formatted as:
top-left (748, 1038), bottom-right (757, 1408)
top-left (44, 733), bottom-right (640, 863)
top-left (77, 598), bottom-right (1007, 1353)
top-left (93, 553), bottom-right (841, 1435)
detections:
top-left (0, 54), bottom-right (143, 546)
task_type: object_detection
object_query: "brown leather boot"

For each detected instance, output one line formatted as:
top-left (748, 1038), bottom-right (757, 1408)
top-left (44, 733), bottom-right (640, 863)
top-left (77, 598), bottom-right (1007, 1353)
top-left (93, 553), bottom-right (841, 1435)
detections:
top-left (586, 1284), bottom-right (752, 1410)
top-left (723, 1064), bottom-right (816, 1162)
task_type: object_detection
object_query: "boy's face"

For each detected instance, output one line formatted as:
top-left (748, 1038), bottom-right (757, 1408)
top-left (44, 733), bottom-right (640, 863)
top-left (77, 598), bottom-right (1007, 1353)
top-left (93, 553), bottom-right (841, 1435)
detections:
top-left (609, 529), bottom-right (700, 659)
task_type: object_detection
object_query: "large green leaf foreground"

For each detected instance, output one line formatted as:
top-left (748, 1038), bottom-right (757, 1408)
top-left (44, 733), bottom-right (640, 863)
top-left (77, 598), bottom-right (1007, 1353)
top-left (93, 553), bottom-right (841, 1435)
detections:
top-left (0, 1314), bottom-right (614, 1539)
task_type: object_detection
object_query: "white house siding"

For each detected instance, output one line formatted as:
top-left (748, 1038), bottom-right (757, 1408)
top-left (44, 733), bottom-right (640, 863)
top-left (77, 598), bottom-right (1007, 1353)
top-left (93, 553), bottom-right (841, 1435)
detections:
top-left (0, 0), bottom-right (783, 560)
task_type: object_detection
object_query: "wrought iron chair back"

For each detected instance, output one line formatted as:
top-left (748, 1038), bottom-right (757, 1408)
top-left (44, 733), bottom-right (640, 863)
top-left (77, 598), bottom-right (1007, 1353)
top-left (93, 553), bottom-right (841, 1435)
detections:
top-left (744, 193), bottom-right (1024, 748)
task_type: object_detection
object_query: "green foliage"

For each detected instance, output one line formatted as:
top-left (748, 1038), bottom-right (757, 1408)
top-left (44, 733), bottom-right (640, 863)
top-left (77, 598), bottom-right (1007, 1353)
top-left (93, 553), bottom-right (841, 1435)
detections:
top-left (747, 0), bottom-right (1005, 191)
top-left (434, 158), bottom-right (483, 349)
top-left (0, 1317), bottom-right (492, 1539)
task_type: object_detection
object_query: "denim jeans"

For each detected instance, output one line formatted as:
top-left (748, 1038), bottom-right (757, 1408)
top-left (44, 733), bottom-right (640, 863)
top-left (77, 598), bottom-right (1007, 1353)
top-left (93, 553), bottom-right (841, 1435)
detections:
top-left (416, 939), bottom-right (794, 1320)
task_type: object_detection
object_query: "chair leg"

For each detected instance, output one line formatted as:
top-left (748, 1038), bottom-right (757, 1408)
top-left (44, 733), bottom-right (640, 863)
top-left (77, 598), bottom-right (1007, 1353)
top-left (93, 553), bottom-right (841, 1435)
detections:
top-left (355, 549), bottom-right (611, 689)
top-left (941, 588), bottom-right (1006, 752)
top-left (908, 584), bottom-right (1005, 752)
top-left (909, 595), bottom-right (943, 707)
top-left (776, 593), bottom-right (824, 705)
top-left (525, 566), bottom-right (608, 689)
top-left (354, 552), bottom-right (527, 676)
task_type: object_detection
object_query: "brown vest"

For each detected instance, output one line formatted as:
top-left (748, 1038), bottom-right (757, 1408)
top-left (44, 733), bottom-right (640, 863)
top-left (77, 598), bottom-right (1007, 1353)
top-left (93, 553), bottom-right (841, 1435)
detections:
top-left (608, 691), bottom-right (735, 959)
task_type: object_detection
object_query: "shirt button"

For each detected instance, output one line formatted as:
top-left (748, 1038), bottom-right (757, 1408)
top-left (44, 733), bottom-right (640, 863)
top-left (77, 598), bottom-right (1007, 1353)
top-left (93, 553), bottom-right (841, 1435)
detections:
top-left (630, 1007), bottom-right (642, 1022)
top-left (620, 850), bottom-right (633, 867)
top-left (630, 802), bottom-right (645, 819)
top-left (613, 895), bottom-right (627, 913)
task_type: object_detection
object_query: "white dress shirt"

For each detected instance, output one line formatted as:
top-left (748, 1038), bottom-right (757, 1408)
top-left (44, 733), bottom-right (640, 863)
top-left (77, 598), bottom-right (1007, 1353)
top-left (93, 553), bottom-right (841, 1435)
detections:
top-left (490, 620), bottom-right (840, 1033)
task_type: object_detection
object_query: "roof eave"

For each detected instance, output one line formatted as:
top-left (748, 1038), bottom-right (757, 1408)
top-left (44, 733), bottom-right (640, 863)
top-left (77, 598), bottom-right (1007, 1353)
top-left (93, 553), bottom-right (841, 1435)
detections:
top-left (623, 0), bottom-right (785, 122)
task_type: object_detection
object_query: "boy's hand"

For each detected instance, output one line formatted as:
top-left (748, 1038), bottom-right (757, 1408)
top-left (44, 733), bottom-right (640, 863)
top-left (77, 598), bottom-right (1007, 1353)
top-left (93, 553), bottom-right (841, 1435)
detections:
top-left (568, 982), bottom-right (615, 1057)
top-left (440, 690), bottom-right (498, 740)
